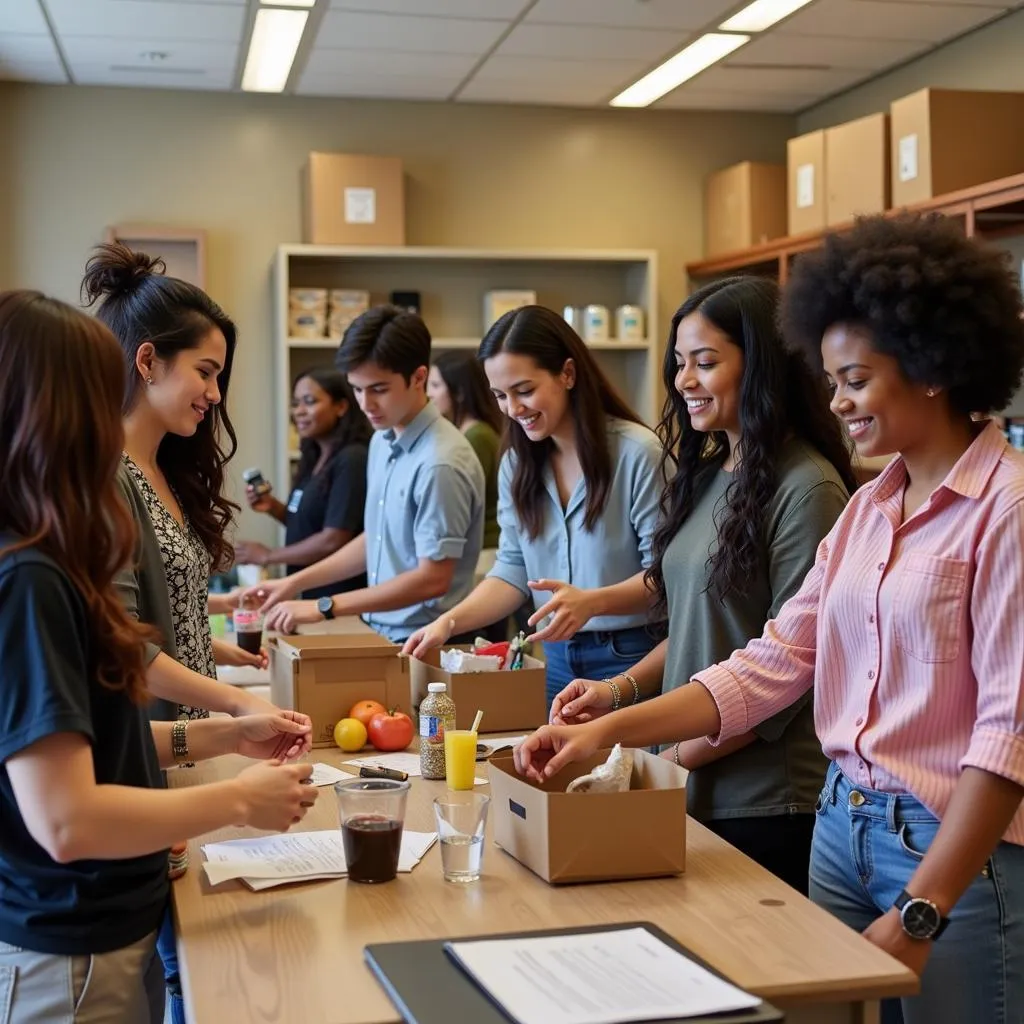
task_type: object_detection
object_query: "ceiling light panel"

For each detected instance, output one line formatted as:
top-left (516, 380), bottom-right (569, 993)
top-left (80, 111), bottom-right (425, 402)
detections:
top-left (720, 0), bottom-right (816, 33)
top-left (242, 7), bottom-right (308, 92)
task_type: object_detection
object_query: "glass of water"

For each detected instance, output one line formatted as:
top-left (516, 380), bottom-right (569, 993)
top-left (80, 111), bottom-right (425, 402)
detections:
top-left (433, 792), bottom-right (489, 883)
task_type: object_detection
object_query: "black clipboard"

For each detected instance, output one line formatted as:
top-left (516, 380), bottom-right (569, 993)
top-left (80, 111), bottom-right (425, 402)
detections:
top-left (365, 921), bottom-right (784, 1024)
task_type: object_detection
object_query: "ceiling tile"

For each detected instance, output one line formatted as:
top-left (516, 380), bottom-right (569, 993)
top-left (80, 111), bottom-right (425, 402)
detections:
top-left (317, 10), bottom-right (507, 52)
top-left (303, 48), bottom-right (477, 78)
top-left (297, 72), bottom-right (459, 99)
top-left (0, 32), bottom-right (66, 81)
top-left (736, 30), bottom-right (929, 69)
top-left (0, 0), bottom-right (50, 34)
top-left (526, 0), bottom-right (736, 30)
top-left (44, 0), bottom-right (245, 42)
top-left (497, 22), bottom-right (679, 60)
top-left (693, 62), bottom-right (866, 95)
top-left (326, 0), bottom-right (526, 15)
top-left (71, 61), bottom-right (234, 88)
top-left (656, 88), bottom-right (819, 112)
top-left (60, 36), bottom-right (239, 72)
top-left (468, 53), bottom-right (643, 91)
top-left (458, 76), bottom-right (613, 105)
top-left (782, 0), bottom-right (1008, 41)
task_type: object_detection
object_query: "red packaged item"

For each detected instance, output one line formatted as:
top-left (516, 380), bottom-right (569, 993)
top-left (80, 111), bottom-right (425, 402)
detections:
top-left (473, 641), bottom-right (510, 668)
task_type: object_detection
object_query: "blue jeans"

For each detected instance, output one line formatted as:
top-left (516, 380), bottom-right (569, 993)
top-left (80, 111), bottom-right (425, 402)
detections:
top-left (543, 627), bottom-right (656, 711)
top-left (809, 761), bottom-right (1024, 1024)
top-left (157, 909), bottom-right (185, 1024)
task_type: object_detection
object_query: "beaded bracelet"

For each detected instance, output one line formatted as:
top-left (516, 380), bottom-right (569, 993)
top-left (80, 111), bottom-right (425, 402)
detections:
top-left (620, 672), bottom-right (641, 705)
top-left (673, 742), bottom-right (682, 767)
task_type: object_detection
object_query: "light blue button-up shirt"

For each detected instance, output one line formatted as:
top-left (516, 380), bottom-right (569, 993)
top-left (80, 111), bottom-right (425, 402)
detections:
top-left (362, 401), bottom-right (485, 642)
top-left (488, 418), bottom-right (664, 632)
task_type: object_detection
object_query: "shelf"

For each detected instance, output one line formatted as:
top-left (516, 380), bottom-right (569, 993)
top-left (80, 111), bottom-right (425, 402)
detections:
top-left (289, 335), bottom-right (650, 352)
top-left (686, 170), bottom-right (1024, 284)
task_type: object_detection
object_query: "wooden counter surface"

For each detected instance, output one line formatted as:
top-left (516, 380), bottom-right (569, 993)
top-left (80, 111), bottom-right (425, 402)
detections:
top-left (170, 747), bottom-right (915, 1024)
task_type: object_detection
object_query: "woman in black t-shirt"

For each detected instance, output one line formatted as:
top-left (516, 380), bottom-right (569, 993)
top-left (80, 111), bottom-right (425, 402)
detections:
top-left (0, 290), bottom-right (316, 1024)
top-left (236, 368), bottom-right (370, 599)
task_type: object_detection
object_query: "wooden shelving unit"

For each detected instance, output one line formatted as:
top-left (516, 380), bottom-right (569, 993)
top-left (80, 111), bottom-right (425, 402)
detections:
top-left (686, 171), bottom-right (1024, 285)
top-left (273, 244), bottom-right (659, 496)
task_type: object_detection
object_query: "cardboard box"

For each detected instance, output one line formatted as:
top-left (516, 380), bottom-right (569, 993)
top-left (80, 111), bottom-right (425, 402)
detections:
top-left (787, 130), bottom-right (827, 236)
top-left (825, 112), bottom-right (890, 226)
top-left (269, 633), bottom-right (409, 747)
top-left (488, 749), bottom-right (687, 884)
top-left (302, 152), bottom-right (405, 246)
top-left (407, 646), bottom-right (547, 733)
top-left (704, 161), bottom-right (787, 257)
top-left (891, 88), bottom-right (1024, 208)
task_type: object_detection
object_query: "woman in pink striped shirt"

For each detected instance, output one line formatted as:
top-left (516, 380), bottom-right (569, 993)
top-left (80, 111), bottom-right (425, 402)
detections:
top-left (516, 213), bottom-right (1024, 1024)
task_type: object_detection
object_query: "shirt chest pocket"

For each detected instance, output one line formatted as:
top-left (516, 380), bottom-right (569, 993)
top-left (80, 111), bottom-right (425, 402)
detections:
top-left (893, 552), bottom-right (969, 663)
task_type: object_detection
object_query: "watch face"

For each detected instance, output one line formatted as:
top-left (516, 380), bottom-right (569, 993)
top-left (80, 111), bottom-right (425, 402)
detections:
top-left (317, 597), bottom-right (333, 616)
top-left (902, 899), bottom-right (941, 939)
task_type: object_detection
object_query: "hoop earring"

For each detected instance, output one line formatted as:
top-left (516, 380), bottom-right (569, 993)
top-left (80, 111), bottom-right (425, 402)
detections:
top-left (926, 388), bottom-right (936, 397)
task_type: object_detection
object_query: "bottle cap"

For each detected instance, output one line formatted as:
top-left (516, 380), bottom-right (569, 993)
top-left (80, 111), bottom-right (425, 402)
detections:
top-left (427, 682), bottom-right (448, 694)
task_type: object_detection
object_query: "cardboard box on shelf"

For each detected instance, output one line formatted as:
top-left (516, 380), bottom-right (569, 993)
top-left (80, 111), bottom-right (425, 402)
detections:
top-left (704, 161), bottom-right (787, 257)
top-left (302, 152), bottom-right (405, 246)
top-left (407, 645), bottom-right (547, 733)
top-left (484, 290), bottom-right (536, 331)
top-left (488, 748), bottom-right (687, 884)
top-left (890, 88), bottom-right (1024, 208)
top-left (269, 633), bottom-right (409, 748)
top-left (787, 130), bottom-right (827, 236)
top-left (825, 112), bottom-right (890, 226)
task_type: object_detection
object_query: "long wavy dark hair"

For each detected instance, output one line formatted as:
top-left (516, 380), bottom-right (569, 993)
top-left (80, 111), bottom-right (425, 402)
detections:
top-left (478, 305), bottom-right (644, 539)
top-left (432, 349), bottom-right (503, 435)
top-left (81, 244), bottom-right (239, 571)
top-left (645, 277), bottom-right (856, 619)
top-left (293, 366), bottom-right (372, 484)
top-left (0, 291), bottom-right (155, 702)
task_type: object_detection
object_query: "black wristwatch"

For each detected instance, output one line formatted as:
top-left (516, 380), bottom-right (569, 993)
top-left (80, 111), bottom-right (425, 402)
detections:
top-left (316, 596), bottom-right (335, 621)
top-left (893, 889), bottom-right (949, 940)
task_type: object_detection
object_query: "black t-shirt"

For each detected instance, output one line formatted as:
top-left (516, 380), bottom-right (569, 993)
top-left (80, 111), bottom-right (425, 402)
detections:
top-left (0, 540), bottom-right (168, 955)
top-left (286, 442), bottom-right (369, 600)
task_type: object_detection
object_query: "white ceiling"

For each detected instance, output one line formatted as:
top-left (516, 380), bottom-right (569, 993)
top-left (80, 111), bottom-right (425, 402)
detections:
top-left (1, 0), bottom-right (1021, 112)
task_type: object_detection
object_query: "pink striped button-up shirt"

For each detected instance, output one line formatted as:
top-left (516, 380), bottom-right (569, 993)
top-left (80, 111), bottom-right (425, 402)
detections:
top-left (695, 420), bottom-right (1024, 844)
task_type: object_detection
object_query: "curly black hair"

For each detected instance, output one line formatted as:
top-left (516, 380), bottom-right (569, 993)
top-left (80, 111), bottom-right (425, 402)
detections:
top-left (782, 212), bottom-right (1024, 415)
top-left (645, 276), bottom-right (855, 619)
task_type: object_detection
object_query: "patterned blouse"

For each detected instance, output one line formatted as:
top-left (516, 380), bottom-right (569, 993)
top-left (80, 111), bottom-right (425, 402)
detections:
top-left (122, 454), bottom-right (216, 721)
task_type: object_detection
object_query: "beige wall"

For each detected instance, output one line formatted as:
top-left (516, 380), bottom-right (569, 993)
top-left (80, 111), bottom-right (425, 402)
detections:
top-left (798, 7), bottom-right (1024, 132)
top-left (0, 82), bottom-right (792, 541)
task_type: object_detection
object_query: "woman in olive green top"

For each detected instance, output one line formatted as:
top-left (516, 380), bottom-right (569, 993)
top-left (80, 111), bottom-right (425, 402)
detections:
top-left (428, 350), bottom-right (502, 549)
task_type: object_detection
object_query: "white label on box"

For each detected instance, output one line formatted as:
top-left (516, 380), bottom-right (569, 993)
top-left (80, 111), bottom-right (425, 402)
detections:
top-left (899, 134), bottom-right (919, 183)
top-left (344, 186), bottom-right (376, 224)
top-left (795, 163), bottom-right (815, 209)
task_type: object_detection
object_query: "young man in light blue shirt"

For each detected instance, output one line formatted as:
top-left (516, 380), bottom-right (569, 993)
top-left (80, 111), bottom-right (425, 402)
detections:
top-left (257, 307), bottom-right (485, 643)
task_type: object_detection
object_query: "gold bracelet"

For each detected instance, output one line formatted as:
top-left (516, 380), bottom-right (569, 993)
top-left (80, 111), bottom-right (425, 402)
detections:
top-left (604, 678), bottom-right (622, 711)
top-left (171, 720), bottom-right (190, 764)
top-left (673, 742), bottom-right (682, 767)
top-left (620, 672), bottom-right (640, 705)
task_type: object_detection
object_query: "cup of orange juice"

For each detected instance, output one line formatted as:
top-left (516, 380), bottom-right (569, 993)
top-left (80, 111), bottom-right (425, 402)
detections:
top-left (444, 730), bottom-right (478, 791)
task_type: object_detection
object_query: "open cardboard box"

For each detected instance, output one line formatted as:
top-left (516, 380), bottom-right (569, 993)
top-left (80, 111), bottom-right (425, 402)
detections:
top-left (406, 645), bottom-right (547, 732)
top-left (488, 748), bottom-right (687, 884)
top-left (269, 633), bottom-right (409, 748)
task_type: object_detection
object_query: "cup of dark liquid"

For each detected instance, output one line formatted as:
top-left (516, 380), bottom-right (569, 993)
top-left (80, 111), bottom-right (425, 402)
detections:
top-left (334, 778), bottom-right (410, 883)
top-left (233, 597), bottom-right (264, 657)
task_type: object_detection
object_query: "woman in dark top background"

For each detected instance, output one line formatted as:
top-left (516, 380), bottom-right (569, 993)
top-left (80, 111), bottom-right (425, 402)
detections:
top-left (236, 367), bottom-right (370, 599)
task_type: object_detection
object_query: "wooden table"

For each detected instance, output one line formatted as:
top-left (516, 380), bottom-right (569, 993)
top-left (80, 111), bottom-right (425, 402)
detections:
top-left (170, 748), bottom-right (916, 1024)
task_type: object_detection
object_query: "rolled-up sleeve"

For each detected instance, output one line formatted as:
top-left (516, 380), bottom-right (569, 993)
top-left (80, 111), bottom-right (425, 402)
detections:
top-left (695, 536), bottom-right (827, 744)
top-left (412, 463), bottom-right (475, 562)
top-left (488, 453), bottom-right (530, 596)
top-left (628, 435), bottom-right (666, 570)
top-left (962, 499), bottom-right (1024, 787)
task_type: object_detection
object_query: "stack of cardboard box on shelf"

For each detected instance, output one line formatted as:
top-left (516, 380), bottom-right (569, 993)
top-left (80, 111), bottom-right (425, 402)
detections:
top-left (703, 87), bottom-right (1024, 259)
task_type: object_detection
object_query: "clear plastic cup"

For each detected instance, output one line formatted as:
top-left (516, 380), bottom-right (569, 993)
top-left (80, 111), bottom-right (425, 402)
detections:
top-left (433, 792), bottom-right (489, 883)
top-left (334, 778), bottom-right (410, 883)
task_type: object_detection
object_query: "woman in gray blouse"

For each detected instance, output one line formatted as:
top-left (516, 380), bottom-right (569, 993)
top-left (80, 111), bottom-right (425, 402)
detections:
top-left (550, 277), bottom-right (857, 894)
top-left (404, 305), bottom-right (664, 707)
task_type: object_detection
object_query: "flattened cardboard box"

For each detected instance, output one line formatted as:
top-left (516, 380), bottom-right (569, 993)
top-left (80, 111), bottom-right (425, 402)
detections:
top-left (488, 749), bottom-right (687, 884)
top-left (407, 646), bottom-right (547, 733)
top-left (269, 633), bottom-right (409, 748)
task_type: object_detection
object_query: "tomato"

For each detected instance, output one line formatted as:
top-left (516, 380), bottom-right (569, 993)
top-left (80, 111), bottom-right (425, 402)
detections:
top-left (367, 709), bottom-right (414, 752)
top-left (333, 717), bottom-right (367, 752)
top-left (349, 699), bottom-right (387, 729)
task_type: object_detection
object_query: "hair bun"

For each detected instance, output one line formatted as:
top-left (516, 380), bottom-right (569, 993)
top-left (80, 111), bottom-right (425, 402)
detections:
top-left (80, 243), bottom-right (166, 307)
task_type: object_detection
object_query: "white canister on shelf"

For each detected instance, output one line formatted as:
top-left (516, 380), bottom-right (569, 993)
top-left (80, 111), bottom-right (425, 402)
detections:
top-left (615, 305), bottom-right (645, 343)
top-left (582, 304), bottom-right (609, 343)
top-left (563, 305), bottom-right (580, 332)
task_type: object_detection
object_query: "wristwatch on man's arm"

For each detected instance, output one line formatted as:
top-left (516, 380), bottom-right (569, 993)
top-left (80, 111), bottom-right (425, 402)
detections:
top-left (317, 596), bottom-right (336, 621)
top-left (893, 890), bottom-right (950, 940)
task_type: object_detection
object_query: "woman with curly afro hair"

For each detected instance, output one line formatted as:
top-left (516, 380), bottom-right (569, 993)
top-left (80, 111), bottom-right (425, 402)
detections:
top-left (515, 213), bottom-right (1024, 1024)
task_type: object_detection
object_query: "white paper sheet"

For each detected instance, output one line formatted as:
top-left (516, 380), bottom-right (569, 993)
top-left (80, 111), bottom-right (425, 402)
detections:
top-left (446, 927), bottom-right (761, 1024)
top-left (308, 762), bottom-right (350, 787)
top-left (343, 752), bottom-right (487, 785)
top-left (478, 734), bottom-right (527, 752)
top-left (201, 829), bottom-right (437, 888)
